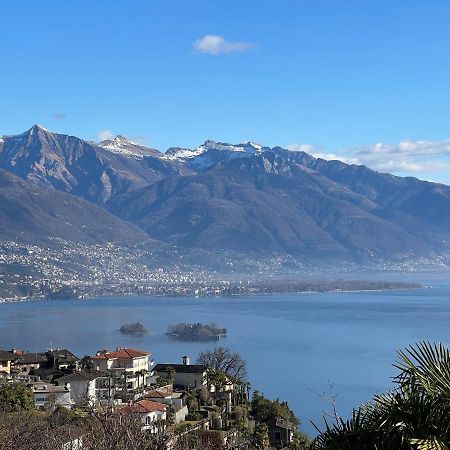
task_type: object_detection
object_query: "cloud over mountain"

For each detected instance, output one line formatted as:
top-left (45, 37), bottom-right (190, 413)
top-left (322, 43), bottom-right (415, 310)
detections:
top-left (288, 139), bottom-right (450, 174)
top-left (1, 126), bottom-right (450, 265)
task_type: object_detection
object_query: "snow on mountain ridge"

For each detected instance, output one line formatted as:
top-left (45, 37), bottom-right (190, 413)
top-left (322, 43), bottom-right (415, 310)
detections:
top-left (164, 140), bottom-right (268, 161)
top-left (97, 135), bottom-right (157, 159)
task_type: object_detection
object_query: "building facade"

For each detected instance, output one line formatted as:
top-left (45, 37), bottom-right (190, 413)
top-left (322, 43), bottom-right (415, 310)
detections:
top-left (92, 348), bottom-right (152, 400)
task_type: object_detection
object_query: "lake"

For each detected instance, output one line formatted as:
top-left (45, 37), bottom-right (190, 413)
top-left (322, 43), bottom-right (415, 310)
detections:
top-left (0, 273), bottom-right (449, 436)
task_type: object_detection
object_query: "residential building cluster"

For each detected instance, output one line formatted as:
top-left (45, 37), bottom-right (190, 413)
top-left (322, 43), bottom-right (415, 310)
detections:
top-left (0, 341), bottom-right (304, 449)
top-left (0, 345), bottom-right (248, 438)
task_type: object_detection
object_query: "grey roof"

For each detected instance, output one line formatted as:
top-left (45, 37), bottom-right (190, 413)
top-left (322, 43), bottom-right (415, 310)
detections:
top-left (15, 353), bottom-right (47, 364)
top-left (57, 370), bottom-right (109, 383)
top-left (46, 349), bottom-right (80, 361)
top-left (154, 363), bottom-right (208, 374)
top-left (0, 350), bottom-right (16, 362)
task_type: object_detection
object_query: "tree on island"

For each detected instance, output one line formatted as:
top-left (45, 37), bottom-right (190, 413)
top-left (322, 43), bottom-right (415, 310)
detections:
top-left (197, 346), bottom-right (247, 382)
top-left (119, 322), bottom-right (148, 335)
top-left (167, 322), bottom-right (226, 341)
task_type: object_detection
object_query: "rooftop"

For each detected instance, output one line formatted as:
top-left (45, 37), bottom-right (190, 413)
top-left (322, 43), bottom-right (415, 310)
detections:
top-left (93, 348), bottom-right (150, 360)
top-left (31, 382), bottom-right (69, 393)
top-left (144, 389), bottom-right (171, 399)
top-left (154, 363), bottom-right (208, 374)
top-left (0, 350), bottom-right (16, 362)
top-left (57, 370), bottom-right (109, 383)
top-left (46, 349), bottom-right (80, 361)
top-left (118, 399), bottom-right (166, 414)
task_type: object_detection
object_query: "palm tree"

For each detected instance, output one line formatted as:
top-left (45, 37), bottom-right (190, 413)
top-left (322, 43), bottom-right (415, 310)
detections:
top-left (311, 341), bottom-right (450, 449)
top-left (141, 368), bottom-right (149, 388)
top-left (135, 369), bottom-right (143, 389)
top-left (134, 369), bottom-right (149, 391)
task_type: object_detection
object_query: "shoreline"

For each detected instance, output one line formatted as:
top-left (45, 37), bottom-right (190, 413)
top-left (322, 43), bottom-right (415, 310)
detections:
top-left (0, 282), bottom-right (425, 305)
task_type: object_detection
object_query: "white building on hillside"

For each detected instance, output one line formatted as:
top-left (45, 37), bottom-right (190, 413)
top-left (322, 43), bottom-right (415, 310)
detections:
top-left (56, 371), bottom-right (114, 406)
top-left (117, 399), bottom-right (166, 432)
top-left (92, 348), bottom-right (152, 399)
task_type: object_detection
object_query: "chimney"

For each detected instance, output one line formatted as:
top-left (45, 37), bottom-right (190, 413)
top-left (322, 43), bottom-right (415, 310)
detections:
top-left (182, 355), bottom-right (190, 365)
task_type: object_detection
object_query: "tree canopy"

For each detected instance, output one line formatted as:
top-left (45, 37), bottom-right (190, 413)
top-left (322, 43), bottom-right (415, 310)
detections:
top-left (251, 390), bottom-right (299, 427)
top-left (0, 383), bottom-right (34, 412)
top-left (197, 346), bottom-right (247, 382)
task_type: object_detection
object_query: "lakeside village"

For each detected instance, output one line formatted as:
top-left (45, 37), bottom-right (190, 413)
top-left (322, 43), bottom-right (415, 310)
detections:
top-left (0, 345), bottom-right (308, 450)
top-left (0, 240), bottom-right (429, 303)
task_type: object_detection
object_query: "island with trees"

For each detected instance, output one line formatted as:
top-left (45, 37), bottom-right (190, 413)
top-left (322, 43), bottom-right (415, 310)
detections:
top-left (119, 322), bottom-right (148, 335)
top-left (166, 322), bottom-right (227, 341)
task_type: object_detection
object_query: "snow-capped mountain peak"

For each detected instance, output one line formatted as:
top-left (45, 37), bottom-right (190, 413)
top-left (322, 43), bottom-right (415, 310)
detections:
top-left (164, 140), bottom-right (268, 161)
top-left (30, 124), bottom-right (49, 132)
top-left (162, 140), bottom-right (271, 169)
top-left (199, 140), bottom-right (266, 154)
top-left (97, 135), bottom-right (158, 158)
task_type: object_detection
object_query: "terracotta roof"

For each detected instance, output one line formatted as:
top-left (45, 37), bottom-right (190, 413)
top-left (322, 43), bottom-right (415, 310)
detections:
top-left (92, 353), bottom-right (109, 360)
top-left (92, 348), bottom-right (150, 360)
top-left (145, 390), bottom-right (170, 399)
top-left (118, 400), bottom-right (166, 414)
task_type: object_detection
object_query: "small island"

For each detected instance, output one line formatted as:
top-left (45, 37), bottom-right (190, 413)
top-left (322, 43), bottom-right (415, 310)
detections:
top-left (166, 322), bottom-right (227, 341)
top-left (119, 322), bottom-right (148, 335)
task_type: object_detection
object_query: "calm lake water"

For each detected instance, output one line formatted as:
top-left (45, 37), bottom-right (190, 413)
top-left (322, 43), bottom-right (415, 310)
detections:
top-left (0, 273), bottom-right (449, 436)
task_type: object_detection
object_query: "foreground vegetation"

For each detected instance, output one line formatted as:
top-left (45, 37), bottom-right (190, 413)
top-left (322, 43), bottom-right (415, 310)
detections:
top-left (3, 341), bottom-right (449, 449)
top-left (311, 341), bottom-right (450, 449)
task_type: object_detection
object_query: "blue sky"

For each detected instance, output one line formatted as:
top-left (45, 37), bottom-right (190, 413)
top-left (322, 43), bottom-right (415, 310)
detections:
top-left (2, 1), bottom-right (450, 183)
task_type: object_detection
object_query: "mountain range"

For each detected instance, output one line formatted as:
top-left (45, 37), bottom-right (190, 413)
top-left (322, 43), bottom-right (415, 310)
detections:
top-left (1, 125), bottom-right (449, 267)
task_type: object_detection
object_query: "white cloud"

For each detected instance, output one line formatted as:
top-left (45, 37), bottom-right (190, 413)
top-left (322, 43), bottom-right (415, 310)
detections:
top-left (287, 143), bottom-right (315, 153)
top-left (353, 139), bottom-right (450, 157)
top-left (97, 130), bottom-right (115, 141)
top-left (346, 139), bottom-right (450, 173)
top-left (312, 152), bottom-right (360, 165)
top-left (193, 35), bottom-right (251, 55)
top-left (287, 143), bottom-right (359, 164)
top-left (286, 139), bottom-right (450, 174)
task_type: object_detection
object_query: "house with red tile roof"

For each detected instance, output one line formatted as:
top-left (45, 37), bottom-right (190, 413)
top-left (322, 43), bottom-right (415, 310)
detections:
top-left (92, 347), bottom-right (153, 400)
top-left (117, 399), bottom-right (166, 432)
top-left (144, 387), bottom-right (188, 423)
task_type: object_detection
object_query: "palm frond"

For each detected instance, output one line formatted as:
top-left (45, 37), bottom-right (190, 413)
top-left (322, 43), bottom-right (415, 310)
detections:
top-left (410, 436), bottom-right (448, 450)
top-left (395, 341), bottom-right (450, 398)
